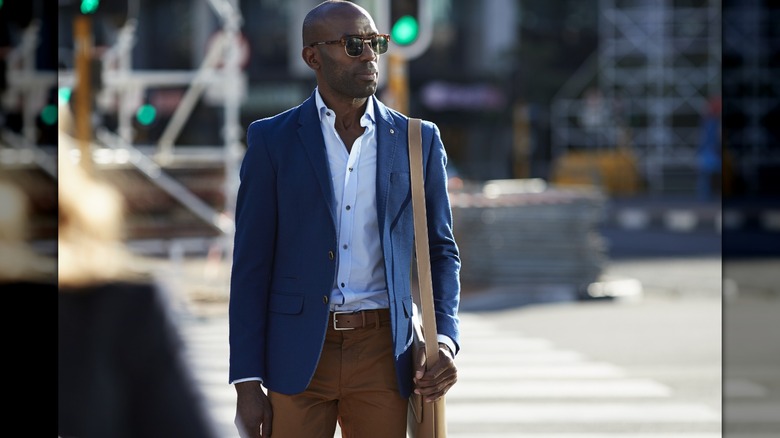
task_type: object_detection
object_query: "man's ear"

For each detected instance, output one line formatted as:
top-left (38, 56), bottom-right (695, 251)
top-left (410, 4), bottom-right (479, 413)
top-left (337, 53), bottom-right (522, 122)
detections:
top-left (302, 46), bottom-right (320, 71)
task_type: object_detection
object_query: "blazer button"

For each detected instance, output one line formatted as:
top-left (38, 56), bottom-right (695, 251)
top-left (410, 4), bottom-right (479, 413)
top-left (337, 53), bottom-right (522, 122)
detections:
top-left (328, 251), bottom-right (334, 260)
top-left (323, 295), bottom-right (329, 304)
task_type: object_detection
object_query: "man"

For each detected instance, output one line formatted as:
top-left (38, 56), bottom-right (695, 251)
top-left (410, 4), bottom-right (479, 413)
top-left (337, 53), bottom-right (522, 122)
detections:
top-left (229, 1), bottom-right (460, 437)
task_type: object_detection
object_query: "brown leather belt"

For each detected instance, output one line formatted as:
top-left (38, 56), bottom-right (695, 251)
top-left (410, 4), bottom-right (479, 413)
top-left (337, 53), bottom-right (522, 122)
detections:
top-left (331, 309), bottom-right (390, 330)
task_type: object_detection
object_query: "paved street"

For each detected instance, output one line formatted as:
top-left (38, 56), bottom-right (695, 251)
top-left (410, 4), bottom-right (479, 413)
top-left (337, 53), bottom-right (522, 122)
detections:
top-left (723, 259), bottom-right (780, 438)
top-left (144, 200), bottom-right (780, 438)
top-left (166, 252), bottom-right (730, 438)
top-left (179, 304), bottom-right (721, 438)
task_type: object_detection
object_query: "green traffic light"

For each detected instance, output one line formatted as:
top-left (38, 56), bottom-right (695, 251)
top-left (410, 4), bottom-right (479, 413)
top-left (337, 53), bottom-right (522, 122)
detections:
top-left (136, 104), bottom-right (157, 126)
top-left (58, 87), bottom-right (73, 104)
top-left (391, 15), bottom-right (419, 46)
top-left (80, 0), bottom-right (99, 14)
top-left (40, 105), bottom-right (58, 126)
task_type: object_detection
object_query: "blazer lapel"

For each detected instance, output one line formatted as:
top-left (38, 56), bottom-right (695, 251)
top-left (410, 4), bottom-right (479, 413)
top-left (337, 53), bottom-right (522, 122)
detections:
top-left (298, 96), bottom-right (338, 230)
top-left (374, 98), bottom-right (401, 235)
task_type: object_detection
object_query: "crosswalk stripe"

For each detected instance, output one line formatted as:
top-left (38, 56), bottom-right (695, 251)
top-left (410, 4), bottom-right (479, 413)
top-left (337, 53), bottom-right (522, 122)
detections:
top-left (196, 385), bottom-right (236, 406)
top-left (724, 402), bottom-right (780, 423)
top-left (447, 379), bottom-right (672, 399)
top-left (447, 434), bottom-right (722, 438)
top-left (724, 378), bottom-right (770, 398)
top-left (457, 363), bottom-right (625, 379)
top-left (455, 350), bottom-right (587, 364)
top-left (445, 402), bottom-right (720, 423)
top-left (458, 337), bottom-right (556, 350)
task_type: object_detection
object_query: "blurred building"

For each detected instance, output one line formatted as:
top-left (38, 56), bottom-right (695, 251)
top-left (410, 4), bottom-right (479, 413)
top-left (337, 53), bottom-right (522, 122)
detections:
top-left (39, 0), bottom-right (780, 248)
top-left (722, 0), bottom-right (780, 197)
top-left (721, 0), bottom-right (780, 257)
top-left (0, 0), bottom-right (57, 249)
top-left (551, 0), bottom-right (721, 195)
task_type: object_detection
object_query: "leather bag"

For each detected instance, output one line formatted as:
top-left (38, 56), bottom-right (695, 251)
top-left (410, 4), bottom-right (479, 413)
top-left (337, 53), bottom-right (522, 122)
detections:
top-left (406, 118), bottom-right (447, 438)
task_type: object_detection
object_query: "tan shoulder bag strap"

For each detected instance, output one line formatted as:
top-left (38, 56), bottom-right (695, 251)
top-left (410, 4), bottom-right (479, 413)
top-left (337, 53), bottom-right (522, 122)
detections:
top-left (408, 118), bottom-right (440, 368)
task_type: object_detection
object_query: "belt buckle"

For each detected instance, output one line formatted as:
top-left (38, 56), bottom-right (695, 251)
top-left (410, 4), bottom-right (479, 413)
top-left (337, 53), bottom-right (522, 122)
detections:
top-left (333, 311), bottom-right (356, 331)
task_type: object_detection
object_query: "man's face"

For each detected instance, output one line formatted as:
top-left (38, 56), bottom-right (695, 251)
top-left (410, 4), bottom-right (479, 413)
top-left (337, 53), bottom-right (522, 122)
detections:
top-left (315, 12), bottom-right (381, 99)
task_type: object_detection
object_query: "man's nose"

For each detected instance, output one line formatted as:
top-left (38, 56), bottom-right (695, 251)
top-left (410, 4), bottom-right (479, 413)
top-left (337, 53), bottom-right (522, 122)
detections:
top-left (359, 41), bottom-right (377, 59)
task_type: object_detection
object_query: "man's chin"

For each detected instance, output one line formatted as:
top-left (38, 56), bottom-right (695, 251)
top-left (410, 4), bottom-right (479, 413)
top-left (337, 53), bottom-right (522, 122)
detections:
top-left (352, 84), bottom-right (378, 99)
top-left (363, 83), bottom-right (378, 96)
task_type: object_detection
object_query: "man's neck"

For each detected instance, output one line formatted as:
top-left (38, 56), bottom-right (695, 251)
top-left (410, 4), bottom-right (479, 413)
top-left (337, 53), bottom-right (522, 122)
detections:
top-left (318, 90), bottom-right (370, 128)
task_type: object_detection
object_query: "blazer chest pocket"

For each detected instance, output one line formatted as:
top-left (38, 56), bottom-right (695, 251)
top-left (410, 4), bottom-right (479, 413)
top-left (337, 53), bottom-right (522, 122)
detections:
top-left (269, 292), bottom-right (304, 315)
top-left (390, 171), bottom-right (411, 191)
top-left (388, 171), bottom-right (412, 221)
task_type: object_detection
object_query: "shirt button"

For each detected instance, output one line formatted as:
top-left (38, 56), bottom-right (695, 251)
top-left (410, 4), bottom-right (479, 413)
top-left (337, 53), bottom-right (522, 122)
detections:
top-left (390, 128), bottom-right (395, 134)
top-left (349, 167), bottom-right (353, 172)
top-left (345, 205), bottom-right (351, 211)
top-left (340, 282), bottom-right (345, 288)
top-left (328, 251), bottom-right (334, 260)
top-left (326, 111), bottom-right (331, 116)
top-left (342, 244), bottom-right (348, 250)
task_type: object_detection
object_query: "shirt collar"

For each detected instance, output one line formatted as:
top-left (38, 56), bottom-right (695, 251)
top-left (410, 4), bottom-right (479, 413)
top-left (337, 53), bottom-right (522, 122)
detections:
top-left (315, 87), bottom-right (376, 126)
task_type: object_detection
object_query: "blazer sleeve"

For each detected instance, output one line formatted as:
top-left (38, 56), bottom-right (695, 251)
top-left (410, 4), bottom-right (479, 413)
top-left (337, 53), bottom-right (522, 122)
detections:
top-left (421, 120), bottom-right (462, 354)
top-left (229, 120), bottom-right (277, 383)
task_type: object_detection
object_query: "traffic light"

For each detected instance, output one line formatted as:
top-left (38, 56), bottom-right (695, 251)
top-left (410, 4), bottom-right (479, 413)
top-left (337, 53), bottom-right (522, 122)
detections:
top-left (135, 103), bottom-right (157, 126)
top-left (390, 0), bottom-right (420, 46)
top-left (59, 87), bottom-right (73, 104)
top-left (80, 0), bottom-right (99, 14)
top-left (40, 104), bottom-right (57, 126)
top-left (388, 0), bottom-right (431, 60)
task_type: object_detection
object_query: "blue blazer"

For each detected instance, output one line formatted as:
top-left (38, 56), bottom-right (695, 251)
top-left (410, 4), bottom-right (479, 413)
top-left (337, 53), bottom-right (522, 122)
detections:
top-left (228, 92), bottom-right (460, 399)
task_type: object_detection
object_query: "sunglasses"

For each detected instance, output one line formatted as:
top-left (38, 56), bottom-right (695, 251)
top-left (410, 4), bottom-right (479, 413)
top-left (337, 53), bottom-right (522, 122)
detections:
top-left (309, 34), bottom-right (390, 57)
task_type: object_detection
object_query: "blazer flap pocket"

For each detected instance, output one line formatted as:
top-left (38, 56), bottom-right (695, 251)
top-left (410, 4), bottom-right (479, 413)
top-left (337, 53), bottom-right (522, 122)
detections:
top-left (269, 293), bottom-right (304, 315)
top-left (401, 296), bottom-right (414, 319)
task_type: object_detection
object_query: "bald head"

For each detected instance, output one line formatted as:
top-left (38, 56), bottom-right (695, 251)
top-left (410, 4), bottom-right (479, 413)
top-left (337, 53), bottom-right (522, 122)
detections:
top-left (302, 0), bottom-right (373, 47)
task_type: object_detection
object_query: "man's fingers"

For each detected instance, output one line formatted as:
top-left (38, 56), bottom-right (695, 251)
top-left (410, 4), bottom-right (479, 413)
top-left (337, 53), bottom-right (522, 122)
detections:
top-left (235, 383), bottom-right (272, 438)
top-left (414, 353), bottom-right (458, 401)
top-left (419, 353), bottom-right (456, 382)
top-left (261, 405), bottom-right (273, 438)
top-left (414, 347), bottom-right (427, 380)
top-left (235, 411), bottom-right (263, 438)
top-left (417, 374), bottom-right (458, 401)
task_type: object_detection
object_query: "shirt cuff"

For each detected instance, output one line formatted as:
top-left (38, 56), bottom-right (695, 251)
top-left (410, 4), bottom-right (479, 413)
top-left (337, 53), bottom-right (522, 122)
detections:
top-left (436, 334), bottom-right (457, 357)
top-left (231, 377), bottom-right (263, 385)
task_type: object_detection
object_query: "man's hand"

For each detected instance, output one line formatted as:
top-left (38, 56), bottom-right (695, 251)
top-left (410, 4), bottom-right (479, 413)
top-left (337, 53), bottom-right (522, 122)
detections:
top-left (234, 381), bottom-right (273, 438)
top-left (413, 343), bottom-right (458, 402)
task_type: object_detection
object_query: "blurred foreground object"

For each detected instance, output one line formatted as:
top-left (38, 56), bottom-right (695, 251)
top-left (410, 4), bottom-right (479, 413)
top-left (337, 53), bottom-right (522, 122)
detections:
top-left (57, 114), bottom-right (219, 438)
top-left (722, 1), bottom-right (780, 436)
top-left (0, 180), bottom-right (55, 284)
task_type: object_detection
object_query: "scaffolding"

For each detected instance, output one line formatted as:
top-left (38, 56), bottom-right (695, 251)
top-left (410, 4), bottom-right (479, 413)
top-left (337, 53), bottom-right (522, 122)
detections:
top-left (722, 0), bottom-right (780, 194)
top-left (95, 0), bottom-right (243, 228)
top-left (1, 19), bottom-right (58, 177)
top-left (551, 0), bottom-right (721, 194)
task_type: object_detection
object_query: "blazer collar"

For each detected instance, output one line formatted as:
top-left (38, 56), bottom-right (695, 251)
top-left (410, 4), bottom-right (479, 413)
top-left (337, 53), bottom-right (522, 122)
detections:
top-left (295, 92), bottom-right (404, 234)
top-left (373, 98), bottom-right (401, 234)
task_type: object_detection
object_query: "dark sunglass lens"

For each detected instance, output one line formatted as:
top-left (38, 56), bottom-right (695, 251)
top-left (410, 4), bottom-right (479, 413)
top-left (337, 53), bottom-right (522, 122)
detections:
top-left (373, 36), bottom-right (388, 54)
top-left (345, 37), bottom-right (364, 56)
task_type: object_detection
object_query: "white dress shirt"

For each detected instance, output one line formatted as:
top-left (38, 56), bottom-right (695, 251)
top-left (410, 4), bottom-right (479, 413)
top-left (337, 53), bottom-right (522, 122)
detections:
top-left (316, 90), bottom-right (456, 355)
top-left (315, 90), bottom-right (389, 312)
